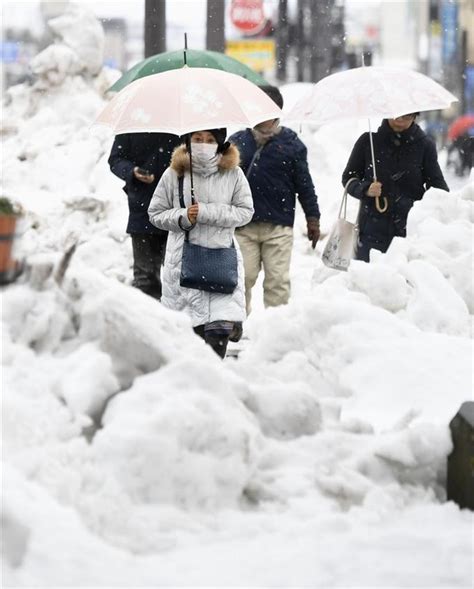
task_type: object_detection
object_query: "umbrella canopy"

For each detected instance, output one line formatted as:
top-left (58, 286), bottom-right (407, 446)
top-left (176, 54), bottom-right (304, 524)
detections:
top-left (447, 114), bottom-right (474, 141)
top-left (108, 49), bottom-right (268, 93)
top-left (95, 67), bottom-right (282, 136)
top-left (286, 66), bottom-right (458, 125)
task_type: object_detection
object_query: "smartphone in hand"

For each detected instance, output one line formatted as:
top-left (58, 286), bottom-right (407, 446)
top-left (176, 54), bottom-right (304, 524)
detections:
top-left (136, 167), bottom-right (151, 176)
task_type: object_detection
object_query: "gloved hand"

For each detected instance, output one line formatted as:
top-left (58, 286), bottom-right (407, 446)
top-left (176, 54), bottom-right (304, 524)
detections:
top-left (306, 217), bottom-right (320, 249)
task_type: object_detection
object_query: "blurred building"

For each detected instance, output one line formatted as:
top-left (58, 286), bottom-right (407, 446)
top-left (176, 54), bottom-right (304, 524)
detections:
top-left (416, 0), bottom-right (472, 115)
top-left (459, 0), bottom-right (474, 113)
top-left (101, 19), bottom-right (127, 70)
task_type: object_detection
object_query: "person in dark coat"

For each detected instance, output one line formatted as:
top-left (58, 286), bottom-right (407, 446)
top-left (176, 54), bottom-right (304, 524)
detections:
top-left (342, 113), bottom-right (449, 262)
top-left (108, 132), bottom-right (180, 298)
top-left (229, 86), bottom-right (321, 316)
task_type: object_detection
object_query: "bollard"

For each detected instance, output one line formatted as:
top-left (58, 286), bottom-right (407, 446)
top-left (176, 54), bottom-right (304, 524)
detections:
top-left (447, 401), bottom-right (474, 510)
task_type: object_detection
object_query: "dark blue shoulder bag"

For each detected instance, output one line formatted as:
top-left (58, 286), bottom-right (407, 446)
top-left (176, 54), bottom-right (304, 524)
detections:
top-left (178, 176), bottom-right (238, 294)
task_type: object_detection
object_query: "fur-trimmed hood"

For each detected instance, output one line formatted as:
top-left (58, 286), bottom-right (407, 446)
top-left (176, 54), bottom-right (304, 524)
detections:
top-left (170, 143), bottom-right (240, 176)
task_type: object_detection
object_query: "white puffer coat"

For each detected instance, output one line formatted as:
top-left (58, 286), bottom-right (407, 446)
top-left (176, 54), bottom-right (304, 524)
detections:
top-left (148, 144), bottom-right (254, 326)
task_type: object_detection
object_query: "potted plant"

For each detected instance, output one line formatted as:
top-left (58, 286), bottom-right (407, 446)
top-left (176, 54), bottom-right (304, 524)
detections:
top-left (0, 196), bottom-right (22, 284)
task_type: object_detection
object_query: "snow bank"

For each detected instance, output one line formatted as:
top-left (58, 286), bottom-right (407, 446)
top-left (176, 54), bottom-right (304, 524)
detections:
top-left (94, 360), bottom-right (261, 509)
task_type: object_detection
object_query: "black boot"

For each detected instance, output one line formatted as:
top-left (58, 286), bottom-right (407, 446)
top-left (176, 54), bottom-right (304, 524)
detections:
top-left (229, 322), bottom-right (243, 343)
top-left (137, 283), bottom-right (162, 300)
top-left (204, 333), bottom-right (229, 359)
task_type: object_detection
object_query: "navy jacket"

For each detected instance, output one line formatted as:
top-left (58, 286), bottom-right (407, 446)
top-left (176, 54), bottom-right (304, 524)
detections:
top-left (229, 127), bottom-right (320, 227)
top-left (108, 133), bottom-right (180, 234)
top-left (342, 120), bottom-right (449, 241)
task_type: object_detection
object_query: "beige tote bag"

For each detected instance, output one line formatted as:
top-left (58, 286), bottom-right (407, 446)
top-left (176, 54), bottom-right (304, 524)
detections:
top-left (322, 178), bottom-right (359, 271)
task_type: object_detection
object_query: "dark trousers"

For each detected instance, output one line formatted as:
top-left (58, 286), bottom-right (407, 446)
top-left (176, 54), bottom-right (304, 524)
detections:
top-left (193, 325), bottom-right (230, 359)
top-left (355, 234), bottom-right (393, 263)
top-left (131, 233), bottom-right (167, 299)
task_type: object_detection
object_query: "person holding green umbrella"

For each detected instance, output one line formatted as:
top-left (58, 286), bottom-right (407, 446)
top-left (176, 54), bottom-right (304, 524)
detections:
top-left (108, 132), bottom-right (180, 299)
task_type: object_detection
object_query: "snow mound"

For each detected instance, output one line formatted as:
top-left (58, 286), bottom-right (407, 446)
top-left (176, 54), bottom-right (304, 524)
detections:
top-left (94, 361), bottom-right (262, 509)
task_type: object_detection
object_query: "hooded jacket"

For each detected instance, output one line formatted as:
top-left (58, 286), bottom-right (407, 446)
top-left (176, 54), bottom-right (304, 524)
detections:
top-left (229, 127), bottom-right (320, 227)
top-left (148, 144), bottom-right (254, 326)
top-left (342, 119), bottom-right (449, 240)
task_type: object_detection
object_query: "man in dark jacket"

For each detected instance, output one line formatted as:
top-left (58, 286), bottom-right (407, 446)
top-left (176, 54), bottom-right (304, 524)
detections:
top-left (108, 132), bottom-right (180, 299)
top-left (229, 86), bottom-right (321, 313)
top-left (342, 113), bottom-right (449, 262)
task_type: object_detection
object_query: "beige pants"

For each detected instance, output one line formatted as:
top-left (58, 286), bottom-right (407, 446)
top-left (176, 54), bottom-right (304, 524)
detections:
top-left (236, 222), bottom-right (293, 313)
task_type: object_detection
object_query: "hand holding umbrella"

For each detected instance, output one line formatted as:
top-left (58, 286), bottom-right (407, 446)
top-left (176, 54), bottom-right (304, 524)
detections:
top-left (187, 203), bottom-right (199, 224)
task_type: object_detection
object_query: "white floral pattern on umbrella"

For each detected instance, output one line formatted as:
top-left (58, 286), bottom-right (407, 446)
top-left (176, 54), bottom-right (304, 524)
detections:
top-left (95, 67), bottom-right (281, 136)
top-left (286, 66), bottom-right (458, 125)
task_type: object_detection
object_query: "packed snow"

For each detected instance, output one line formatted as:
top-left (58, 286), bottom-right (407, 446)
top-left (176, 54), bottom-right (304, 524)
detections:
top-left (1, 4), bottom-right (473, 587)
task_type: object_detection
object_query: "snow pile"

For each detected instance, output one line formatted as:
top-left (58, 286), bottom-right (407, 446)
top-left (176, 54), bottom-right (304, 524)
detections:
top-left (1, 2), bottom-right (119, 217)
top-left (239, 184), bottom-right (472, 435)
top-left (94, 362), bottom-right (261, 509)
top-left (3, 179), bottom-right (472, 585)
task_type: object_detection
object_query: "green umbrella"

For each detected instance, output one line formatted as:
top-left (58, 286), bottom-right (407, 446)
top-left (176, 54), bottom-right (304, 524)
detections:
top-left (108, 49), bottom-right (268, 93)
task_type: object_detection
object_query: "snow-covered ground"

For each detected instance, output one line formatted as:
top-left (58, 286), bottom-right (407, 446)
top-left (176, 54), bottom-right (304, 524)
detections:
top-left (1, 5), bottom-right (473, 588)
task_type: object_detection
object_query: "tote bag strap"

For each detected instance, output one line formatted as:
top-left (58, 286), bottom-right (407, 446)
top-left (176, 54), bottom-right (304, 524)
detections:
top-left (338, 177), bottom-right (358, 220)
top-left (178, 175), bottom-right (191, 242)
top-left (245, 145), bottom-right (264, 179)
top-left (178, 175), bottom-right (185, 208)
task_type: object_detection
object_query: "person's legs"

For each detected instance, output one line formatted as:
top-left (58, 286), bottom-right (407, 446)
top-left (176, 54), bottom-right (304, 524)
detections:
top-left (150, 231), bottom-right (168, 297)
top-left (460, 135), bottom-right (473, 175)
top-left (193, 324), bottom-right (206, 339)
top-left (355, 237), bottom-right (371, 262)
top-left (356, 234), bottom-right (393, 262)
top-left (235, 224), bottom-right (262, 314)
top-left (229, 321), bottom-right (243, 343)
top-left (131, 233), bottom-right (163, 299)
top-left (204, 333), bottom-right (230, 359)
top-left (194, 323), bottom-right (231, 359)
top-left (261, 224), bottom-right (293, 308)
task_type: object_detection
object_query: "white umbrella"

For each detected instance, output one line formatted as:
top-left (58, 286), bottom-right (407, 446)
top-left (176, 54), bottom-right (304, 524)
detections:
top-left (285, 66), bottom-right (458, 212)
top-left (286, 66), bottom-right (458, 125)
top-left (95, 66), bottom-right (281, 136)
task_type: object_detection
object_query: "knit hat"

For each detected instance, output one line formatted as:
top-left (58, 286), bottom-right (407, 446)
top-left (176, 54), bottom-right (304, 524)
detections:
top-left (260, 85), bottom-right (284, 109)
top-left (207, 128), bottom-right (227, 146)
top-left (181, 128), bottom-right (229, 153)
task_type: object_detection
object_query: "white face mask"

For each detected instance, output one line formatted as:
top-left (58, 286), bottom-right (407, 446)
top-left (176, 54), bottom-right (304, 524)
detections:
top-left (190, 142), bottom-right (217, 160)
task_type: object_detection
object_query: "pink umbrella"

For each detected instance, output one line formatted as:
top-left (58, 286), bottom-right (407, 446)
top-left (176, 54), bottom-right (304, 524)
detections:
top-left (95, 66), bottom-right (281, 136)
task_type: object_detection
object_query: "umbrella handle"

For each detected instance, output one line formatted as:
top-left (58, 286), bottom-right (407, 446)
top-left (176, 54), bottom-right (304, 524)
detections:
top-left (375, 196), bottom-right (388, 213)
top-left (367, 117), bottom-right (388, 214)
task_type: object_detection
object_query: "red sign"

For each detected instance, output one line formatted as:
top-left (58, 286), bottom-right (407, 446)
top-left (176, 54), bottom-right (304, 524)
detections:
top-left (230, 0), bottom-right (266, 36)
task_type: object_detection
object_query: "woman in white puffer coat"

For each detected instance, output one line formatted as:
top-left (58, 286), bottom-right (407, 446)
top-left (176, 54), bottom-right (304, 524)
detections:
top-left (148, 128), bottom-right (254, 358)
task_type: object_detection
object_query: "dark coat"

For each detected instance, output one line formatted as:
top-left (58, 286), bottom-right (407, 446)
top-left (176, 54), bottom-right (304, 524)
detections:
top-left (108, 133), bottom-right (180, 234)
top-left (229, 127), bottom-right (320, 227)
top-left (342, 120), bottom-right (449, 244)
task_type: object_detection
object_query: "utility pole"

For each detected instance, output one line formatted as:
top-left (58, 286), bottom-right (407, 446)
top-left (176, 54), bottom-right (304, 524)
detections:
top-left (309, 0), bottom-right (333, 83)
top-left (296, 0), bottom-right (306, 81)
top-left (276, 0), bottom-right (289, 82)
top-left (206, 0), bottom-right (225, 52)
top-left (144, 0), bottom-right (166, 58)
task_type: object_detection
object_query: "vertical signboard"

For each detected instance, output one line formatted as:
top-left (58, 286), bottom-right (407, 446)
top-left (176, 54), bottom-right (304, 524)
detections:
top-left (441, 0), bottom-right (459, 64)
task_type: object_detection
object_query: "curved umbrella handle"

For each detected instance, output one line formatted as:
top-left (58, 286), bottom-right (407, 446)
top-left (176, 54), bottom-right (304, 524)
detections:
top-left (375, 196), bottom-right (388, 213)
